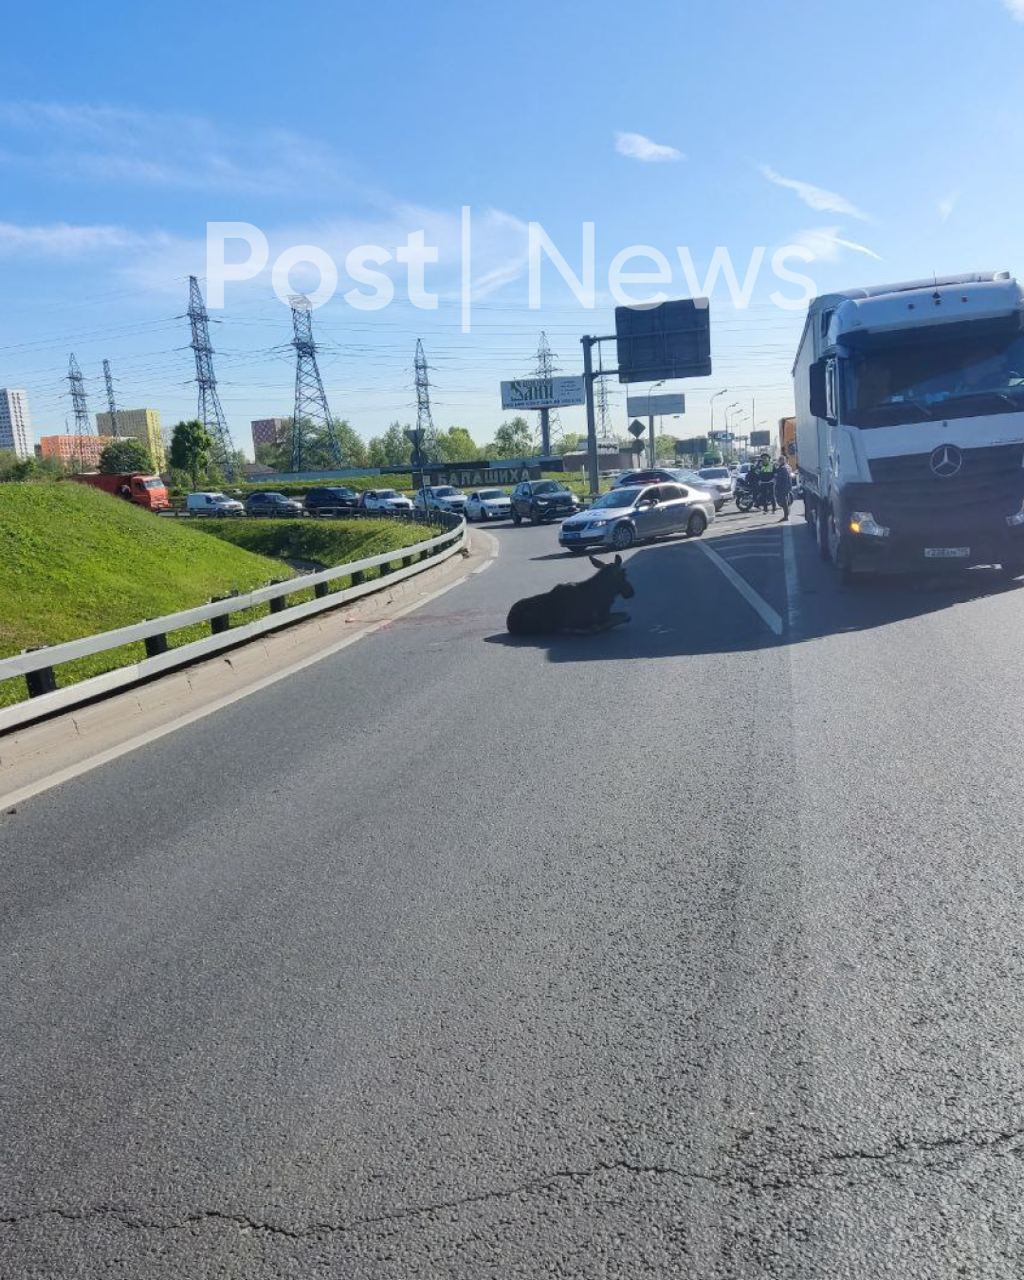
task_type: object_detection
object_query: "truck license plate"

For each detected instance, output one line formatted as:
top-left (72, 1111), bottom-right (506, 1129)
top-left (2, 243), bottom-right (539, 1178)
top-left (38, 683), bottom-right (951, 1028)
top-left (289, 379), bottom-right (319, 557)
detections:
top-left (924, 547), bottom-right (970, 558)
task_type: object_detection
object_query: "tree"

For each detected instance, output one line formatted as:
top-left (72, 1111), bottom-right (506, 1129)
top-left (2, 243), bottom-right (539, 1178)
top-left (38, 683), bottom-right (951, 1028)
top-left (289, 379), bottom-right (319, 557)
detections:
top-left (99, 437), bottom-right (152, 475)
top-left (487, 416), bottom-right (534, 459)
top-left (367, 421), bottom-right (413, 468)
top-left (555, 432), bottom-right (584, 456)
top-left (433, 427), bottom-right (480, 463)
top-left (329, 419), bottom-right (367, 468)
top-left (169, 420), bottom-right (213, 490)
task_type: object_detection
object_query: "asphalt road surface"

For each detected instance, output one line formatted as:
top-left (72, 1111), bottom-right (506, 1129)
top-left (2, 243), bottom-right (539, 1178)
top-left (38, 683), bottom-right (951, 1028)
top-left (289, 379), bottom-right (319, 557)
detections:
top-left (4, 503), bottom-right (1024, 1277)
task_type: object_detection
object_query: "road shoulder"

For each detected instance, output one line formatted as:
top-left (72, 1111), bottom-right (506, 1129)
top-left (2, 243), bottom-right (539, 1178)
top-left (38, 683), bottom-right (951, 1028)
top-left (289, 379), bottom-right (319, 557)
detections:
top-left (0, 529), bottom-right (498, 809)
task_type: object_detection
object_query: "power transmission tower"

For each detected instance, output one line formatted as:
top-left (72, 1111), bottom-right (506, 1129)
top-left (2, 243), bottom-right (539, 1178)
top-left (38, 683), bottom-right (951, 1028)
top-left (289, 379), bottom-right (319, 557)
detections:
top-left (534, 330), bottom-right (561, 455)
top-left (187, 275), bottom-right (236, 479)
top-left (67, 354), bottom-right (92, 434)
top-left (102, 359), bottom-right (120, 437)
top-left (595, 345), bottom-right (614, 440)
top-left (290, 294), bottom-right (342, 472)
top-left (414, 338), bottom-right (435, 436)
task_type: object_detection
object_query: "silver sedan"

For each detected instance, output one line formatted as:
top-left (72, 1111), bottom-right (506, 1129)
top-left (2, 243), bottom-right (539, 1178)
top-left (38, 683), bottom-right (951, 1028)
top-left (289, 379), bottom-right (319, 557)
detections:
top-left (558, 482), bottom-right (715, 553)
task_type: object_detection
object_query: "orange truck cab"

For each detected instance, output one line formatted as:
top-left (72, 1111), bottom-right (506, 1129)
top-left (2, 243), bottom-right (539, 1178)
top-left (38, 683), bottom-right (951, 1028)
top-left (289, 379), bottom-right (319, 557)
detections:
top-left (73, 472), bottom-right (171, 511)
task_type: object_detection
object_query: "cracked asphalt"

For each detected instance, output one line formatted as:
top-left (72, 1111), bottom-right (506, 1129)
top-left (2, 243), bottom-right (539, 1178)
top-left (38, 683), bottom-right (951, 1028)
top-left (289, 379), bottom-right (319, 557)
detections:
top-left (3, 508), bottom-right (1024, 1277)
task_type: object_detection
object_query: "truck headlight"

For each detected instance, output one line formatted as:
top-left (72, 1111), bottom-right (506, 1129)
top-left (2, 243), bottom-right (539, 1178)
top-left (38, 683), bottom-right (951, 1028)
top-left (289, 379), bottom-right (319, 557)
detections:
top-left (849, 511), bottom-right (890, 538)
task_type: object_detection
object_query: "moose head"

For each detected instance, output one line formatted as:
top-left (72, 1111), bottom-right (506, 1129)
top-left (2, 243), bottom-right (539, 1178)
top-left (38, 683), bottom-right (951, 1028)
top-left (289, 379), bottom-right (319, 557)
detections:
top-left (588, 553), bottom-right (635, 600)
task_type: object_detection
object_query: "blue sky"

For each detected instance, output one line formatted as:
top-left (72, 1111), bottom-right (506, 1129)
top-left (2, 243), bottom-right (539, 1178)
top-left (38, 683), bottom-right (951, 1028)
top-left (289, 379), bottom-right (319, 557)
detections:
top-left (1, 0), bottom-right (1022, 454)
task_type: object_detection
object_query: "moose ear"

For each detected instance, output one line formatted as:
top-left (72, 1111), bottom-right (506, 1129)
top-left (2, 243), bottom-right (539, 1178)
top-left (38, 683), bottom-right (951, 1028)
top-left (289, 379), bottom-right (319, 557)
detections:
top-left (614, 554), bottom-right (622, 566)
top-left (589, 555), bottom-right (605, 569)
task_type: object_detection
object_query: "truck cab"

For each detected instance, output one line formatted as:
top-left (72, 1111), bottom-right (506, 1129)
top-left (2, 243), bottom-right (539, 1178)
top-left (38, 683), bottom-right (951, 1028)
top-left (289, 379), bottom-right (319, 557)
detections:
top-left (794, 273), bottom-right (1024, 578)
top-left (73, 471), bottom-right (170, 511)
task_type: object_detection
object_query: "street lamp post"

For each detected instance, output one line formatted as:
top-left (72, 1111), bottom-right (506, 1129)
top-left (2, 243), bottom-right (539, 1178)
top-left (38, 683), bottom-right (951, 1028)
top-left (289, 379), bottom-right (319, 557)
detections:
top-left (646, 379), bottom-right (665, 468)
top-left (709, 387), bottom-right (728, 440)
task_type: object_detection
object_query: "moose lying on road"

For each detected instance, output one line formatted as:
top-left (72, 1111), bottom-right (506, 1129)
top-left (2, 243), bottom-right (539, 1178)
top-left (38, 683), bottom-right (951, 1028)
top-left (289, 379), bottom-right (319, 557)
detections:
top-left (506, 554), bottom-right (635, 637)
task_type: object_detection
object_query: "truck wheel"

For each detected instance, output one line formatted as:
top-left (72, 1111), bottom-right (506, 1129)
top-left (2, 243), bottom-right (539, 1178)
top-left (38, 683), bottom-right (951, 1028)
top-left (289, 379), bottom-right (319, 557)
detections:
top-left (827, 509), bottom-right (857, 583)
top-left (817, 499), bottom-right (831, 560)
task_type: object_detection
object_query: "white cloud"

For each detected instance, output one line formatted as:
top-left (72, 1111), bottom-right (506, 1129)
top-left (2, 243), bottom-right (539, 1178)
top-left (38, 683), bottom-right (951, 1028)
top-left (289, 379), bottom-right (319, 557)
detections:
top-left (0, 221), bottom-right (159, 255)
top-left (938, 191), bottom-right (959, 223)
top-left (790, 226), bottom-right (883, 263)
top-left (0, 100), bottom-right (364, 197)
top-left (614, 131), bottom-right (683, 163)
top-left (1002, 0), bottom-right (1024, 20)
top-left (760, 164), bottom-right (870, 221)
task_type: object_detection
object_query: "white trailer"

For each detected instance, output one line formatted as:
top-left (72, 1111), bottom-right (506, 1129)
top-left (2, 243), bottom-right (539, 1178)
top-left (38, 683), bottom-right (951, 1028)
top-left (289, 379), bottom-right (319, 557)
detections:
top-left (793, 272), bottom-right (1024, 578)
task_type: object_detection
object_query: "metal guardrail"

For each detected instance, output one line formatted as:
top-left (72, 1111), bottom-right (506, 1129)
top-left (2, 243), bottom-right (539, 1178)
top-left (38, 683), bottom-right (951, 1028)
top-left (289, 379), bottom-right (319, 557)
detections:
top-left (0, 513), bottom-right (465, 734)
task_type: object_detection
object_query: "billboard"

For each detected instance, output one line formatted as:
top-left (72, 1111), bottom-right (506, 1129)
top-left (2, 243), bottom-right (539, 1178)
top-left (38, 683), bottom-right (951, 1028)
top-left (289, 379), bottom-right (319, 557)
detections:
top-left (625, 392), bottom-right (686, 418)
top-left (615, 299), bottom-right (711, 384)
top-left (500, 376), bottom-right (586, 411)
top-left (749, 430), bottom-right (771, 447)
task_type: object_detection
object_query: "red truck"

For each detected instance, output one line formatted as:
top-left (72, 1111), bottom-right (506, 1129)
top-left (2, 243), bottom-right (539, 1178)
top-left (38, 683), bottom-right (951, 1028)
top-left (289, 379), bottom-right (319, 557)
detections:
top-left (73, 472), bottom-right (171, 511)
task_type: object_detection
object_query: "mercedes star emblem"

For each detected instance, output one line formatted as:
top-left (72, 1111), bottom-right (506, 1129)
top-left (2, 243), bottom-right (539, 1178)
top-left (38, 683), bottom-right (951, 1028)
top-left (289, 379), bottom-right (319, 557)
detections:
top-left (930, 444), bottom-right (964, 478)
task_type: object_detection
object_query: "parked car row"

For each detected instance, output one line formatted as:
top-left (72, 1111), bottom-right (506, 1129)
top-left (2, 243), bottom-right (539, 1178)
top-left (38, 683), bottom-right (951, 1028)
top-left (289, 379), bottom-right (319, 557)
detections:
top-left (182, 486), bottom-right (420, 517)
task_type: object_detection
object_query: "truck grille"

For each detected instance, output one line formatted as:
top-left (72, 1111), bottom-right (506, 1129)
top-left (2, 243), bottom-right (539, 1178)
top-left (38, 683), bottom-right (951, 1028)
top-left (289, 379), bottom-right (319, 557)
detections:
top-left (869, 444), bottom-right (1024, 515)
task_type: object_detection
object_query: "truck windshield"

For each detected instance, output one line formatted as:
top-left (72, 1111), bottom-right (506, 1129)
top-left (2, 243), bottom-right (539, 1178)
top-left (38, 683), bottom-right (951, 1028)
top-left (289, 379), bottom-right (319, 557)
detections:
top-left (143, 479), bottom-right (164, 490)
top-left (844, 326), bottom-right (1024, 427)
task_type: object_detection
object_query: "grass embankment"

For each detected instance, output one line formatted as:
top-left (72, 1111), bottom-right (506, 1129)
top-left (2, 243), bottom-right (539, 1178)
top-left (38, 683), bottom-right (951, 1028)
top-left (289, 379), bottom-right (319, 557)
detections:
top-left (0, 483), bottom-right (293, 708)
top-left (196, 516), bottom-right (433, 578)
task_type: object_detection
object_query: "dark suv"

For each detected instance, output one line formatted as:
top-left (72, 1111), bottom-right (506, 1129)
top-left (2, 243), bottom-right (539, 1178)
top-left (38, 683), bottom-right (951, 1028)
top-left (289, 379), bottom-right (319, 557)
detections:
top-left (304, 486), bottom-right (359, 515)
top-left (244, 491), bottom-right (304, 517)
top-left (510, 480), bottom-right (579, 525)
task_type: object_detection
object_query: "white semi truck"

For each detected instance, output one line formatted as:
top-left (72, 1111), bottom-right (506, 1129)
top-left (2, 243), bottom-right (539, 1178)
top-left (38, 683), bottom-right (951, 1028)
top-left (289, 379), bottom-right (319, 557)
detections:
top-left (793, 272), bottom-right (1024, 579)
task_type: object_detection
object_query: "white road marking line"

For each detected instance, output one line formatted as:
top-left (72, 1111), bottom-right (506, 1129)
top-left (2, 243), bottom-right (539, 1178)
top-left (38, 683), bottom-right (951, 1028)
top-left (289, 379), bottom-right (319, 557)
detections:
top-left (1, 546), bottom-right (501, 811)
top-left (783, 523), bottom-right (801, 633)
top-left (696, 540), bottom-right (784, 636)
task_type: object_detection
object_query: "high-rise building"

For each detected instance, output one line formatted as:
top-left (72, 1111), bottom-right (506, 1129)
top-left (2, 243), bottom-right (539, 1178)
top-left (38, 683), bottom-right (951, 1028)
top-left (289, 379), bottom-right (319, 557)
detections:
top-left (251, 417), bottom-right (289, 451)
top-left (0, 389), bottom-right (33, 459)
top-left (39, 435), bottom-right (112, 469)
top-left (95, 408), bottom-right (166, 471)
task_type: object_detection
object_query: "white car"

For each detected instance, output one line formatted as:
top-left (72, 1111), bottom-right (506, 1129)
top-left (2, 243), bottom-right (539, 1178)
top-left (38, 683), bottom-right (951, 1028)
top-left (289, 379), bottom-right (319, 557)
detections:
top-left (360, 488), bottom-right (414, 512)
top-left (464, 488), bottom-right (511, 522)
top-left (697, 466), bottom-right (736, 507)
top-left (186, 491), bottom-right (244, 516)
top-left (414, 485), bottom-right (468, 514)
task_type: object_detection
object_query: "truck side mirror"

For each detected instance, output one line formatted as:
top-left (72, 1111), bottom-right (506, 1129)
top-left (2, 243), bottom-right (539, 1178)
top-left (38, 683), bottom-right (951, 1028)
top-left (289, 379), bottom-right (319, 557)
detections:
top-left (809, 360), bottom-right (829, 420)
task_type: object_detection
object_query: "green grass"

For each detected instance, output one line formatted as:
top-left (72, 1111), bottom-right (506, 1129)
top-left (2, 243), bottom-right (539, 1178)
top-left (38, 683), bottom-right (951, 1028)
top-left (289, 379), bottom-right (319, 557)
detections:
top-left (195, 516), bottom-right (433, 581)
top-left (0, 483), bottom-right (294, 708)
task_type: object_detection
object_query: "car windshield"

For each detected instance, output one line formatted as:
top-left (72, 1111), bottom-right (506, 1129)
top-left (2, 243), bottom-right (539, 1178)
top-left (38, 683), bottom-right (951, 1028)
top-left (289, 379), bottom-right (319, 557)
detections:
top-left (258, 492), bottom-right (285, 500)
top-left (844, 324), bottom-right (1024, 427)
top-left (206, 492), bottom-right (228, 502)
top-left (479, 489), bottom-right (505, 499)
top-left (592, 487), bottom-right (644, 509)
top-left (377, 490), bottom-right (398, 498)
top-left (533, 482), bottom-right (565, 494)
top-left (432, 487), bottom-right (455, 496)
